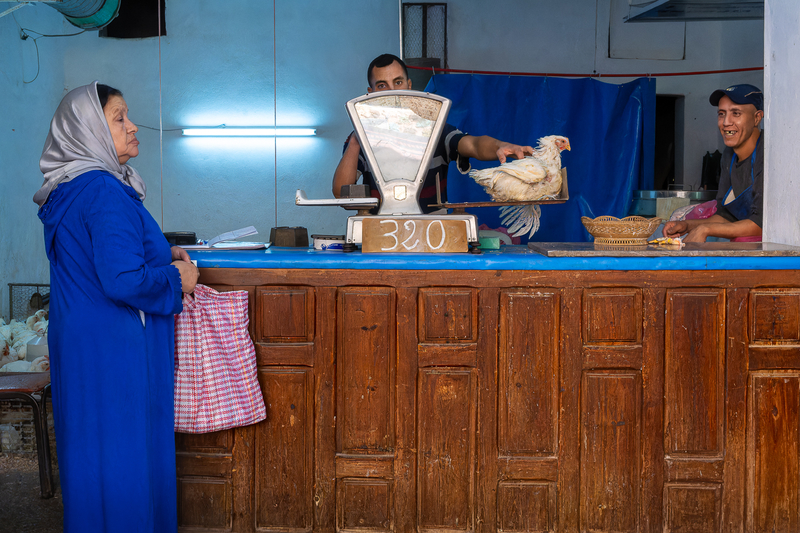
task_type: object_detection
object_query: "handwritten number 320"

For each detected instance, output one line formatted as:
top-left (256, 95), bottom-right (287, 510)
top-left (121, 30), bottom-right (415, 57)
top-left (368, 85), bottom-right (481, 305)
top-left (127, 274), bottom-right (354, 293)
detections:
top-left (379, 219), bottom-right (446, 251)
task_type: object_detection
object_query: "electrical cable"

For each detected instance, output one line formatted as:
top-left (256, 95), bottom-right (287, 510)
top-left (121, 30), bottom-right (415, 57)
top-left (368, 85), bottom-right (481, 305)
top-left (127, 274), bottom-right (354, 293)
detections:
top-left (136, 124), bottom-right (184, 132)
top-left (21, 33), bottom-right (40, 84)
top-left (157, 0), bottom-right (164, 228)
top-left (12, 12), bottom-right (86, 84)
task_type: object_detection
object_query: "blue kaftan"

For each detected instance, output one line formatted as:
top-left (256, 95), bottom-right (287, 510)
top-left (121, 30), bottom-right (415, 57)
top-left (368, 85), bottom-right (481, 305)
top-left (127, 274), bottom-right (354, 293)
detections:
top-left (38, 170), bottom-right (183, 532)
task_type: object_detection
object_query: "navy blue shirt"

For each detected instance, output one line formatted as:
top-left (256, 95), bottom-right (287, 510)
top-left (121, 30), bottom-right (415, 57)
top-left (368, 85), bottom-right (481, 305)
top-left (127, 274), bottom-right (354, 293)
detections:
top-left (715, 131), bottom-right (764, 227)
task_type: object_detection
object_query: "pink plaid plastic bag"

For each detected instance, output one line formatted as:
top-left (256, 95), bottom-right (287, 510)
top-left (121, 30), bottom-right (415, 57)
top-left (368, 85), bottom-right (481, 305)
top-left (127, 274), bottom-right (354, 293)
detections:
top-left (174, 284), bottom-right (266, 433)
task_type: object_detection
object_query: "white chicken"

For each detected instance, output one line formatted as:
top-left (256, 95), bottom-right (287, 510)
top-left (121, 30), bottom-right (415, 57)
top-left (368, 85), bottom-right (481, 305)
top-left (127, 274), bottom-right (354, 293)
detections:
top-left (29, 356), bottom-right (50, 372)
top-left (0, 312), bottom-right (49, 370)
top-left (469, 135), bottom-right (570, 238)
top-left (26, 310), bottom-right (48, 331)
top-left (0, 360), bottom-right (32, 372)
top-left (0, 341), bottom-right (21, 368)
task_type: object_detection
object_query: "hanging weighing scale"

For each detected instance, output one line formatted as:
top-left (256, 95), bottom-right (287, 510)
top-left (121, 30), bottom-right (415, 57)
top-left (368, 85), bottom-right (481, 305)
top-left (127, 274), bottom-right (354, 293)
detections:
top-left (296, 90), bottom-right (479, 253)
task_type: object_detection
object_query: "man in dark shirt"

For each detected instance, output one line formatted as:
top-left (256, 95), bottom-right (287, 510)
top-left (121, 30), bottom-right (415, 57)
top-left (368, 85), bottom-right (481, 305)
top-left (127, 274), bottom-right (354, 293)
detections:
top-left (332, 54), bottom-right (533, 213)
top-left (664, 84), bottom-right (763, 242)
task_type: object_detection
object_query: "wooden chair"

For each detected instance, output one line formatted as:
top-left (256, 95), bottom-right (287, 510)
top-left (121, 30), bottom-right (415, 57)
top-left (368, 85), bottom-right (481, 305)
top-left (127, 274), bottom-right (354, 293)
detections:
top-left (0, 372), bottom-right (54, 498)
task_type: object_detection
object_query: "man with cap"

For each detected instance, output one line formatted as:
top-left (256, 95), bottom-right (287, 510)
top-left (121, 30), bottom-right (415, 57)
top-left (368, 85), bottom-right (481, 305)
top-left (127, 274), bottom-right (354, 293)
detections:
top-left (664, 84), bottom-right (764, 242)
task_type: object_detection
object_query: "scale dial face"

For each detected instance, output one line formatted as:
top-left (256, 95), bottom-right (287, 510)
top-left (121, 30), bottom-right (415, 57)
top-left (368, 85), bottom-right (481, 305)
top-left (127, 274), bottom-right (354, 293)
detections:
top-left (354, 95), bottom-right (443, 184)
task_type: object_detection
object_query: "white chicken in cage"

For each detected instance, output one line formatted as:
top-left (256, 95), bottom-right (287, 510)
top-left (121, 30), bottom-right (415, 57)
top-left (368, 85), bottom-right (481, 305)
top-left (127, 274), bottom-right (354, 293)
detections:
top-left (469, 135), bottom-right (570, 238)
top-left (0, 313), bottom-right (49, 371)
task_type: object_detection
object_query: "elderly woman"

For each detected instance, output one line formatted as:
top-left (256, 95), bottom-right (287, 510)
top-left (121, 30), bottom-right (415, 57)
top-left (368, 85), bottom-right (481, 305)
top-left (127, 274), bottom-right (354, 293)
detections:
top-left (34, 82), bottom-right (198, 531)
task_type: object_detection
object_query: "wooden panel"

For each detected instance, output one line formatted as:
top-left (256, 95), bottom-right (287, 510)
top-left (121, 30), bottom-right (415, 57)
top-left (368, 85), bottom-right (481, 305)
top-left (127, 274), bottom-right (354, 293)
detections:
top-left (394, 287), bottom-right (419, 533)
top-left (580, 371), bottom-right (641, 533)
top-left (256, 286), bottom-right (314, 342)
top-left (558, 288), bottom-right (583, 533)
top-left (496, 481), bottom-right (555, 533)
top-left (583, 288), bottom-right (642, 345)
top-left (498, 290), bottom-right (559, 456)
top-left (749, 346), bottom-right (800, 370)
top-left (231, 425), bottom-right (255, 533)
top-left (583, 345), bottom-right (642, 370)
top-left (641, 288), bottom-right (666, 533)
top-left (665, 289), bottom-right (725, 456)
top-left (751, 290), bottom-right (800, 343)
top-left (336, 455), bottom-right (394, 478)
top-left (476, 288), bottom-right (500, 533)
top-left (255, 342), bottom-right (313, 366)
top-left (721, 289), bottom-right (748, 533)
top-left (665, 458), bottom-right (724, 483)
top-left (176, 430), bottom-right (232, 454)
top-left (313, 287), bottom-right (337, 531)
top-left (418, 344), bottom-right (477, 368)
top-left (176, 454), bottom-right (233, 478)
top-left (178, 478), bottom-right (232, 530)
top-left (664, 483), bottom-right (721, 533)
top-left (255, 368), bottom-right (313, 530)
top-left (497, 458), bottom-right (558, 481)
top-left (748, 373), bottom-right (800, 533)
top-left (337, 478), bottom-right (393, 532)
top-left (337, 288), bottom-right (396, 454)
top-left (418, 288), bottom-right (477, 343)
top-left (417, 369), bottom-right (476, 531)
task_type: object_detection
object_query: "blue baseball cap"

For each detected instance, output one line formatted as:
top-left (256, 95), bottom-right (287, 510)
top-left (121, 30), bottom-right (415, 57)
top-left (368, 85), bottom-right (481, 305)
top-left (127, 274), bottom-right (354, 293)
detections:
top-left (709, 84), bottom-right (763, 111)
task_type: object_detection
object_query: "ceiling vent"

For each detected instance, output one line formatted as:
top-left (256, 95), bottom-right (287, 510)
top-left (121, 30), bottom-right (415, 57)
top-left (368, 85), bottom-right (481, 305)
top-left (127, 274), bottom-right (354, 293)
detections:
top-left (625, 0), bottom-right (763, 22)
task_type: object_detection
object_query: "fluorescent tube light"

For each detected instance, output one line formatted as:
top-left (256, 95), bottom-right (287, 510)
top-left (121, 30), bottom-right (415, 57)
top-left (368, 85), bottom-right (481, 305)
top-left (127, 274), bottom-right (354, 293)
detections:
top-left (182, 127), bottom-right (316, 137)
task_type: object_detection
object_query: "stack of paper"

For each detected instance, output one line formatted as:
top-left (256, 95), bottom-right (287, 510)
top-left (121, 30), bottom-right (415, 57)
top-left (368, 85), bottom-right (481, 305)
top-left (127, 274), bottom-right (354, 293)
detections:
top-left (179, 226), bottom-right (270, 250)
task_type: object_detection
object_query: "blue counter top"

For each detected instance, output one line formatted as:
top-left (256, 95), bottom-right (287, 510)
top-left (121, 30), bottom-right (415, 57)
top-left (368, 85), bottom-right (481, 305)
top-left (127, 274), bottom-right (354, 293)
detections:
top-left (189, 245), bottom-right (800, 271)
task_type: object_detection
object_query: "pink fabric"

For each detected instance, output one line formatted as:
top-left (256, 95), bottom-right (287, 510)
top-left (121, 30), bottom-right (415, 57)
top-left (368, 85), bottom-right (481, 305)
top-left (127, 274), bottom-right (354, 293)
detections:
top-left (174, 284), bottom-right (266, 433)
top-left (685, 200), bottom-right (717, 220)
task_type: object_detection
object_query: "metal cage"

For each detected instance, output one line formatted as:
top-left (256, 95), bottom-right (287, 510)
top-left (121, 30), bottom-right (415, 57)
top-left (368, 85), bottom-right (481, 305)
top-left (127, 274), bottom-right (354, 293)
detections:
top-left (8, 283), bottom-right (50, 323)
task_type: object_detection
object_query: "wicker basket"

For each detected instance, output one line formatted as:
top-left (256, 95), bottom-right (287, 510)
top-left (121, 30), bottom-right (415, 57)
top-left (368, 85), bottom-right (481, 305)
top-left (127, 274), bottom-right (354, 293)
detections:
top-left (581, 216), bottom-right (662, 246)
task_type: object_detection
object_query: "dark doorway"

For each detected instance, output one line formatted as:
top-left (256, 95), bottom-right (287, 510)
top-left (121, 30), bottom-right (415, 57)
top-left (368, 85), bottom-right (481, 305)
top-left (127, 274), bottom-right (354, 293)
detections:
top-left (654, 95), bottom-right (680, 190)
top-left (100, 0), bottom-right (166, 39)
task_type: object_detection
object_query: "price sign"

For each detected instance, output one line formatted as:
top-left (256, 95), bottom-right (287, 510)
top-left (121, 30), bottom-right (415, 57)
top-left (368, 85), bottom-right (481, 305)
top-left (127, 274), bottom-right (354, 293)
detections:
top-left (362, 217), bottom-right (469, 253)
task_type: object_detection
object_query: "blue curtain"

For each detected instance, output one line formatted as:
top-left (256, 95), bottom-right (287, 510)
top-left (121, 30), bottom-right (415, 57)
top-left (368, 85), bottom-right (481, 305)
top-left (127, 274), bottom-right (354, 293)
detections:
top-left (424, 74), bottom-right (656, 242)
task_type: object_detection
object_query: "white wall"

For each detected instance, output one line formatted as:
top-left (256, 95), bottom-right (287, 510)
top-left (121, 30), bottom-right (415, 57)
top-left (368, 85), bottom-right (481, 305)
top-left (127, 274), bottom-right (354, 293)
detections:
top-left (763, 0), bottom-right (799, 245)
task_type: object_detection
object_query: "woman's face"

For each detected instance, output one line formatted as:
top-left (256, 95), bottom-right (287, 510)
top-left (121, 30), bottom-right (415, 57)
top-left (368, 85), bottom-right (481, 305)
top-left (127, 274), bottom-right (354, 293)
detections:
top-left (103, 95), bottom-right (139, 164)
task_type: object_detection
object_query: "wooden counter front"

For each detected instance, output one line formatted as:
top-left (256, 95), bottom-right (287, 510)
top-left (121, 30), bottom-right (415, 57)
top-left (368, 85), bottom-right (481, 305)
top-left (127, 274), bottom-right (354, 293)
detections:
top-left (176, 267), bottom-right (800, 533)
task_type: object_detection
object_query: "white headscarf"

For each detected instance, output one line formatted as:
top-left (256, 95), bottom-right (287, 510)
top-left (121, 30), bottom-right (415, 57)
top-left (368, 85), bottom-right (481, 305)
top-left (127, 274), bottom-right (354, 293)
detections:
top-left (34, 81), bottom-right (147, 207)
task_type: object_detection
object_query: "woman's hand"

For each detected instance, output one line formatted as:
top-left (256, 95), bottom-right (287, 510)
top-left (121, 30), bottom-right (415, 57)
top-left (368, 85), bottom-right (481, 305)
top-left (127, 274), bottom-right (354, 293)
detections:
top-left (172, 260), bottom-right (199, 293)
top-left (170, 247), bottom-right (199, 293)
top-left (171, 246), bottom-right (191, 262)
